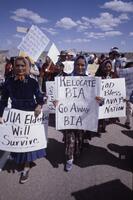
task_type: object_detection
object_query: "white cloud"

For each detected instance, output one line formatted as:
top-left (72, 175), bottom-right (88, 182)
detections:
top-left (41, 27), bottom-right (58, 35)
top-left (85, 31), bottom-right (122, 39)
top-left (118, 13), bottom-right (129, 20)
top-left (10, 15), bottom-right (26, 22)
top-left (129, 32), bottom-right (133, 36)
top-left (104, 31), bottom-right (122, 36)
top-left (55, 12), bottom-right (128, 32)
top-left (64, 38), bottom-right (90, 43)
top-left (102, 0), bottom-right (133, 13)
top-left (88, 12), bottom-right (128, 31)
top-left (76, 18), bottom-right (91, 32)
top-left (77, 25), bottom-right (88, 32)
top-left (56, 17), bottom-right (77, 29)
top-left (71, 13), bottom-right (129, 33)
top-left (84, 32), bottom-right (104, 39)
top-left (11, 8), bottom-right (48, 24)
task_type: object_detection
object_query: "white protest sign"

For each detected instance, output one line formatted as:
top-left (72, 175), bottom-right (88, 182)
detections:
top-left (0, 108), bottom-right (49, 152)
top-left (17, 26), bottom-right (29, 33)
top-left (18, 25), bottom-right (50, 61)
top-left (46, 81), bottom-right (55, 113)
top-left (87, 63), bottom-right (99, 76)
top-left (119, 67), bottom-right (133, 99)
top-left (55, 76), bottom-right (100, 132)
top-left (42, 104), bottom-right (49, 138)
top-left (0, 63), bottom-right (5, 81)
top-left (47, 43), bottom-right (60, 64)
top-left (99, 78), bottom-right (126, 119)
top-left (63, 61), bottom-right (74, 74)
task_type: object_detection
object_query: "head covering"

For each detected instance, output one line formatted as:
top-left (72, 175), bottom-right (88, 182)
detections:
top-left (110, 47), bottom-right (120, 56)
top-left (101, 59), bottom-right (112, 68)
top-left (14, 56), bottom-right (30, 80)
top-left (66, 49), bottom-right (76, 57)
top-left (89, 54), bottom-right (95, 60)
top-left (96, 59), bottom-right (112, 77)
top-left (110, 47), bottom-right (119, 53)
top-left (58, 50), bottom-right (67, 57)
top-left (88, 54), bottom-right (95, 64)
top-left (73, 55), bottom-right (88, 76)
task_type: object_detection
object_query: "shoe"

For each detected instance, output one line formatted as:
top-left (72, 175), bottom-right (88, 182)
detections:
top-left (19, 170), bottom-right (29, 184)
top-left (116, 118), bottom-right (120, 122)
top-left (98, 128), bottom-right (106, 134)
top-left (83, 139), bottom-right (90, 148)
top-left (65, 159), bottom-right (73, 172)
top-left (84, 139), bottom-right (90, 144)
top-left (125, 122), bottom-right (131, 129)
top-left (96, 132), bottom-right (101, 137)
top-left (101, 127), bottom-right (106, 133)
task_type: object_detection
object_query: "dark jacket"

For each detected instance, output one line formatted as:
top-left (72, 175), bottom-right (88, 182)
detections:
top-left (0, 76), bottom-right (44, 117)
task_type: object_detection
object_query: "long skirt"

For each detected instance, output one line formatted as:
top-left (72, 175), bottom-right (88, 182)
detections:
top-left (63, 130), bottom-right (84, 160)
top-left (11, 149), bottom-right (46, 164)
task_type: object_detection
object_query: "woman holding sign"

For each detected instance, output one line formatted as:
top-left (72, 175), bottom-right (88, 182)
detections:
top-left (0, 56), bottom-right (46, 184)
top-left (62, 55), bottom-right (87, 171)
top-left (62, 55), bottom-right (102, 171)
top-left (40, 56), bottom-right (62, 93)
top-left (95, 58), bottom-right (119, 133)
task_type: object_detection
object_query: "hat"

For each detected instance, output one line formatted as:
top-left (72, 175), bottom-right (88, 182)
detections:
top-left (102, 59), bottom-right (112, 67)
top-left (66, 49), bottom-right (76, 56)
top-left (58, 50), bottom-right (67, 56)
top-left (89, 54), bottom-right (95, 60)
top-left (110, 47), bottom-right (119, 53)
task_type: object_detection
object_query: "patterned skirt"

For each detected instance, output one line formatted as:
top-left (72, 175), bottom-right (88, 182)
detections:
top-left (63, 130), bottom-right (84, 160)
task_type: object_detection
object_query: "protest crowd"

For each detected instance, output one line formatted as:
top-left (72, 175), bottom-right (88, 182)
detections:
top-left (0, 25), bottom-right (133, 184)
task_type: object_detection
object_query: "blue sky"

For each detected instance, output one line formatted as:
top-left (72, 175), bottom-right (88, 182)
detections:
top-left (0, 0), bottom-right (133, 53)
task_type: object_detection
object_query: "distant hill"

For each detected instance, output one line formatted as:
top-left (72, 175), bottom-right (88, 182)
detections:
top-left (84, 52), bottom-right (133, 60)
top-left (40, 51), bottom-right (133, 60)
top-left (0, 50), bottom-right (133, 63)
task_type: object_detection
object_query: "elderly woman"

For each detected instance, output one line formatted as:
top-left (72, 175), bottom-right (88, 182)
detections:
top-left (95, 59), bottom-right (119, 132)
top-left (40, 56), bottom-right (62, 93)
top-left (63, 56), bottom-right (87, 171)
top-left (0, 56), bottom-right (46, 184)
top-left (62, 55), bottom-right (102, 171)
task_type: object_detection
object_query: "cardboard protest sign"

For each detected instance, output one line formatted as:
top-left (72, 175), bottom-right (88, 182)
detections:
top-left (87, 63), bottom-right (99, 76)
top-left (0, 63), bottom-right (5, 82)
top-left (99, 78), bottom-right (126, 119)
top-left (47, 43), bottom-right (60, 64)
top-left (119, 67), bottom-right (133, 99)
top-left (46, 81), bottom-right (55, 113)
top-left (42, 104), bottom-right (49, 138)
top-left (0, 108), bottom-right (49, 152)
top-left (62, 61), bottom-right (74, 74)
top-left (17, 26), bottom-right (29, 33)
top-left (55, 76), bottom-right (100, 132)
top-left (18, 25), bottom-right (50, 61)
